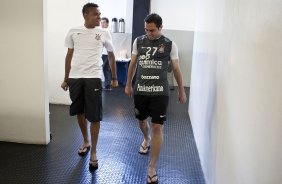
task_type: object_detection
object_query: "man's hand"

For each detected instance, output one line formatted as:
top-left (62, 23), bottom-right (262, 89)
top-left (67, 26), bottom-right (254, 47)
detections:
top-left (178, 89), bottom-right (187, 104)
top-left (125, 85), bottom-right (133, 97)
top-left (61, 81), bottom-right (68, 91)
top-left (111, 79), bottom-right (119, 88)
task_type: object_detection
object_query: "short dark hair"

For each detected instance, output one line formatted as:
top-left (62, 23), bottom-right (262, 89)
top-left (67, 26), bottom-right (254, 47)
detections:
top-left (144, 13), bottom-right (162, 28)
top-left (82, 3), bottom-right (99, 15)
top-left (101, 17), bottom-right (109, 23)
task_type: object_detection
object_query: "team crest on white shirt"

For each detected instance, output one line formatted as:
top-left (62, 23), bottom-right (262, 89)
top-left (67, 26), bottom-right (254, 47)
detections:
top-left (95, 34), bottom-right (101, 40)
top-left (158, 44), bottom-right (165, 53)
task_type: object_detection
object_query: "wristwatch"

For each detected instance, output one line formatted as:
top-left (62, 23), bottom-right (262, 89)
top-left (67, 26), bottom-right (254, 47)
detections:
top-left (112, 78), bottom-right (117, 80)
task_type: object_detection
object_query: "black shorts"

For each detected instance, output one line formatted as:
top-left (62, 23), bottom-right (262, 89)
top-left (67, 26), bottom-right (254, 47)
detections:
top-left (134, 95), bottom-right (169, 124)
top-left (67, 78), bottom-right (102, 122)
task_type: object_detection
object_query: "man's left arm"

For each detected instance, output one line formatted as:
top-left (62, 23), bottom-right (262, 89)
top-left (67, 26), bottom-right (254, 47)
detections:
top-left (104, 30), bottom-right (118, 87)
top-left (171, 59), bottom-right (187, 104)
top-left (108, 51), bottom-right (118, 87)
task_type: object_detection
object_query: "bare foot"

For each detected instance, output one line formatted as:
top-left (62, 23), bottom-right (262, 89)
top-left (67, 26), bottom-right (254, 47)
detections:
top-left (78, 141), bottom-right (90, 155)
top-left (147, 167), bottom-right (158, 183)
top-left (139, 138), bottom-right (151, 154)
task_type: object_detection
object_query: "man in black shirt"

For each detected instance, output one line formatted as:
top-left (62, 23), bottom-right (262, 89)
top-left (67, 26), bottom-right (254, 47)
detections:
top-left (125, 13), bottom-right (186, 184)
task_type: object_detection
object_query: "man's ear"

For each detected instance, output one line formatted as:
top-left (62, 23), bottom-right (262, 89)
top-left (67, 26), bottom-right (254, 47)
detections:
top-left (159, 25), bottom-right (163, 30)
top-left (83, 13), bottom-right (87, 19)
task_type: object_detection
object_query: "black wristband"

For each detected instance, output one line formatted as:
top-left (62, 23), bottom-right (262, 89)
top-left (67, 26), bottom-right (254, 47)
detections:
top-left (112, 78), bottom-right (117, 80)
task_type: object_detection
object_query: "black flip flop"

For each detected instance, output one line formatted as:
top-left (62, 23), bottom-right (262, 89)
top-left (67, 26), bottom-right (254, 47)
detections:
top-left (139, 145), bottom-right (151, 155)
top-left (78, 145), bottom-right (90, 156)
top-left (147, 174), bottom-right (158, 184)
top-left (89, 159), bottom-right (98, 171)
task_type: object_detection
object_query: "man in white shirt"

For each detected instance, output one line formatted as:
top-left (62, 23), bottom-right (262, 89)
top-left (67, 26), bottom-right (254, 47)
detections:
top-left (100, 17), bottom-right (112, 90)
top-left (61, 3), bottom-right (118, 171)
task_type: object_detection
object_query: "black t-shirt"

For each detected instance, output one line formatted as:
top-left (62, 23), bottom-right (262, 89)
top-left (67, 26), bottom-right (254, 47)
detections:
top-left (133, 35), bottom-right (173, 96)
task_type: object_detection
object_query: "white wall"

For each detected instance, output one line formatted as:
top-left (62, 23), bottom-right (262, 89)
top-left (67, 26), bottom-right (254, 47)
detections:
top-left (0, 0), bottom-right (50, 144)
top-left (151, 0), bottom-right (196, 87)
top-left (47, 0), bottom-right (87, 105)
top-left (189, 0), bottom-right (282, 183)
top-left (90, 0), bottom-right (133, 33)
top-left (151, 0), bottom-right (195, 31)
top-left (162, 30), bottom-right (194, 87)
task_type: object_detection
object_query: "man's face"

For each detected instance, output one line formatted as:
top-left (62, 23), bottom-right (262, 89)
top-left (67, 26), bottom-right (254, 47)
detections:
top-left (100, 20), bottom-right (109, 28)
top-left (84, 7), bottom-right (101, 26)
top-left (144, 22), bottom-right (162, 40)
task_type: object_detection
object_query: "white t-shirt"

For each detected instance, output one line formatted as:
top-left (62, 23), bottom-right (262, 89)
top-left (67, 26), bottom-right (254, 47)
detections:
top-left (65, 26), bottom-right (114, 79)
top-left (131, 37), bottom-right (179, 60)
top-left (101, 28), bottom-right (111, 55)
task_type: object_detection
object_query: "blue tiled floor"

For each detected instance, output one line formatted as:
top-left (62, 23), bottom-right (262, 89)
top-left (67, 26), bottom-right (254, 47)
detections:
top-left (0, 87), bottom-right (205, 184)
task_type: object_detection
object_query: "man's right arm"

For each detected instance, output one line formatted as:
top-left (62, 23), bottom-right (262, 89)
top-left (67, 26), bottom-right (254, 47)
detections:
top-left (61, 48), bottom-right (73, 91)
top-left (125, 54), bottom-right (137, 97)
